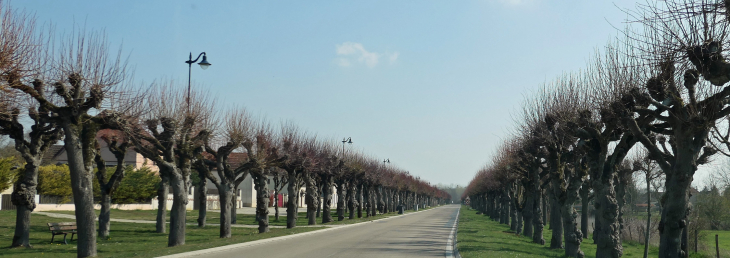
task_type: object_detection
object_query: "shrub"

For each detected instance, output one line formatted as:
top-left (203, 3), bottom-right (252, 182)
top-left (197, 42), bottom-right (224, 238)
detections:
top-left (37, 164), bottom-right (73, 203)
top-left (0, 157), bottom-right (17, 192)
top-left (93, 166), bottom-right (160, 204)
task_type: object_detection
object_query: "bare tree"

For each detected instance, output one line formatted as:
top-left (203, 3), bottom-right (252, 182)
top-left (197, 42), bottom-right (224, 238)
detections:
top-left (0, 2), bottom-right (66, 249)
top-left (7, 24), bottom-right (128, 256)
top-left (119, 84), bottom-right (213, 247)
top-left (271, 167), bottom-right (288, 221)
top-left (244, 121), bottom-right (283, 233)
top-left (619, 1), bottom-right (730, 256)
top-left (277, 123), bottom-right (310, 228)
top-left (194, 108), bottom-right (252, 238)
top-left (632, 149), bottom-right (663, 258)
top-left (93, 130), bottom-right (129, 239)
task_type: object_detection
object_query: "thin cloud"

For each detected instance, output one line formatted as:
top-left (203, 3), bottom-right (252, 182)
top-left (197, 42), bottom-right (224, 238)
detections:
top-left (388, 52), bottom-right (399, 64)
top-left (335, 42), bottom-right (396, 68)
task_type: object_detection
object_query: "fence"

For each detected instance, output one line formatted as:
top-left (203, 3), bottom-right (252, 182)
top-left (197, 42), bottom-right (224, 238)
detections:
top-left (1, 194), bottom-right (14, 210)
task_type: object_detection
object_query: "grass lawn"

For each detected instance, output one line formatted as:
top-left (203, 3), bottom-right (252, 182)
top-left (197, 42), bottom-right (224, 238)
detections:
top-left (700, 230), bottom-right (730, 257)
top-left (0, 210), bottom-right (323, 257)
top-left (456, 205), bottom-right (666, 258)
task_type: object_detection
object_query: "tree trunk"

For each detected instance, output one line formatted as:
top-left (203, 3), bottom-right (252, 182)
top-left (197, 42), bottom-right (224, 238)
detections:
top-left (658, 170), bottom-right (692, 258)
top-left (62, 124), bottom-right (97, 257)
top-left (348, 182), bottom-right (357, 219)
top-left (580, 186), bottom-right (590, 239)
top-left (357, 184), bottom-right (363, 218)
top-left (274, 192), bottom-right (280, 221)
top-left (534, 191), bottom-right (546, 245)
top-left (516, 208), bottom-right (523, 235)
top-left (197, 177), bottom-right (207, 227)
top-left (156, 175), bottom-right (168, 234)
top-left (98, 193), bottom-right (112, 239)
top-left (337, 182), bottom-right (346, 221)
top-left (253, 173), bottom-right (270, 233)
top-left (377, 186), bottom-right (384, 214)
top-left (167, 172), bottom-right (188, 247)
top-left (384, 188), bottom-right (390, 213)
top-left (550, 193), bottom-right (563, 249)
top-left (322, 175), bottom-right (333, 224)
top-left (502, 189), bottom-right (510, 225)
top-left (593, 180), bottom-right (622, 258)
top-left (681, 224), bottom-right (688, 258)
top-left (286, 171), bottom-right (300, 228)
top-left (363, 185), bottom-right (371, 217)
top-left (542, 196), bottom-right (548, 227)
top-left (11, 161), bottom-right (40, 248)
top-left (510, 188), bottom-right (517, 231)
top-left (316, 182), bottom-right (322, 218)
top-left (231, 184), bottom-right (238, 224)
top-left (218, 187), bottom-right (233, 238)
top-left (305, 174), bottom-right (319, 225)
top-left (523, 193), bottom-right (534, 237)
top-left (563, 204), bottom-right (585, 258)
top-left (370, 186), bottom-right (377, 216)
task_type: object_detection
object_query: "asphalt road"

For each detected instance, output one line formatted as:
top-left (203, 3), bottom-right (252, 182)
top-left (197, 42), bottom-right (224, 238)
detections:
top-left (187, 204), bottom-right (460, 258)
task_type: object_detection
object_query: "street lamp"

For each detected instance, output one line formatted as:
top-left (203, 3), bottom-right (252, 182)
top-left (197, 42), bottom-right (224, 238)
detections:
top-left (341, 137), bottom-right (352, 155)
top-left (185, 52), bottom-right (212, 113)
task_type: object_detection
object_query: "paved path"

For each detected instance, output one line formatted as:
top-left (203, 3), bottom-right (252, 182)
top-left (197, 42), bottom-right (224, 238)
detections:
top-left (162, 204), bottom-right (461, 258)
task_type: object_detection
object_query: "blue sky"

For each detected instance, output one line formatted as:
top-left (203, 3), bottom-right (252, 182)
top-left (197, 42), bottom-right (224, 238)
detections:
top-left (16, 0), bottom-right (710, 187)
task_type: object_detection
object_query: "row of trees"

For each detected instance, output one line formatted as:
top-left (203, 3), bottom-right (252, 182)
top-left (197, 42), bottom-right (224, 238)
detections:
top-left (0, 3), bottom-right (449, 257)
top-left (463, 1), bottom-right (730, 258)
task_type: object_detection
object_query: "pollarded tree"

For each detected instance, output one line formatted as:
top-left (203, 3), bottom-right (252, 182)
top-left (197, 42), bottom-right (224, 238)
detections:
top-left (303, 141), bottom-right (324, 225)
top-left (0, 5), bottom-right (64, 248)
top-left (619, 2), bottom-right (730, 256)
top-left (8, 28), bottom-right (128, 257)
top-left (119, 84), bottom-right (214, 247)
top-left (333, 151), bottom-right (351, 221)
top-left (244, 122), bottom-right (283, 233)
top-left (316, 142), bottom-right (343, 224)
top-left (277, 124), bottom-right (311, 228)
top-left (194, 108), bottom-right (253, 238)
top-left (527, 78), bottom-right (585, 254)
top-left (271, 167), bottom-right (288, 221)
top-left (567, 41), bottom-right (651, 258)
top-left (93, 130), bottom-right (129, 239)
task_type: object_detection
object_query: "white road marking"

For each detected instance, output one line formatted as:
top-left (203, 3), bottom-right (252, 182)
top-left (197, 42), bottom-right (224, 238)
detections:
top-left (445, 207), bottom-right (460, 258)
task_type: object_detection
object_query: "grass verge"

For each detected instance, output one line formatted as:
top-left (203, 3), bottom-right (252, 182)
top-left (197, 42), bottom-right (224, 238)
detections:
top-left (699, 230), bottom-right (730, 258)
top-left (456, 205), bottom-right (666, 258)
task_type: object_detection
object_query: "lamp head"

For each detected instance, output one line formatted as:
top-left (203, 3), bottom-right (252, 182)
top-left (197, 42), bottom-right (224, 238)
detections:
top-left (198, 54), bottom-right (211, 70)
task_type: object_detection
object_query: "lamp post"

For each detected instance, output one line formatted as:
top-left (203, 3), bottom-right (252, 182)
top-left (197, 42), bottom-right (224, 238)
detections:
top-left (185, 52), bottom-right (212, 113)
top-left (341, 137), bottom-right (352, 155)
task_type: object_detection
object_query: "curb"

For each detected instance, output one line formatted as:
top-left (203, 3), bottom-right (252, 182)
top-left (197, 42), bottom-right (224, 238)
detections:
top-left (157, 206), bottom-right (443, 258)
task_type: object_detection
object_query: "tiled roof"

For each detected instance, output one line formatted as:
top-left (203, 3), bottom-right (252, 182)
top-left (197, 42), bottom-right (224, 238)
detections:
top-left (41, 145), bottom-right (65, 165)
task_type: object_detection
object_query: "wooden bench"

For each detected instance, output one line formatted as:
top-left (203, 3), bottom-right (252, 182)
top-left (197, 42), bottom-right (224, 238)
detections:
top-left (47, 222), bottom-right (77, 244)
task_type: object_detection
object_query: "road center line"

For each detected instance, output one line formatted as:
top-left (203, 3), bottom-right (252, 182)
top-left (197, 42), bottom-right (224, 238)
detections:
top-left (445, 207), bottom-right (460, 258)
